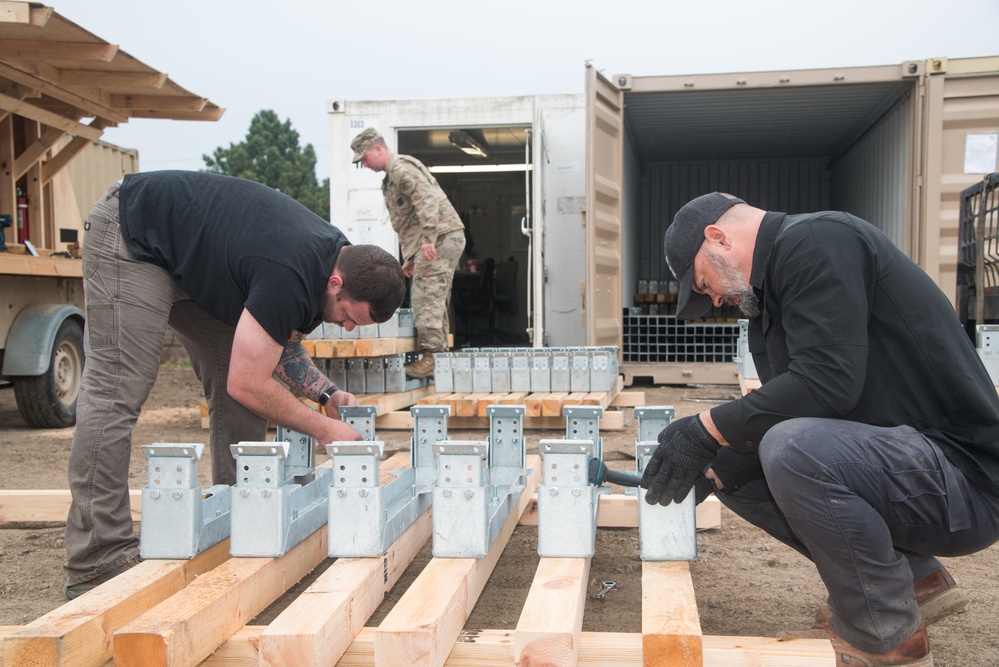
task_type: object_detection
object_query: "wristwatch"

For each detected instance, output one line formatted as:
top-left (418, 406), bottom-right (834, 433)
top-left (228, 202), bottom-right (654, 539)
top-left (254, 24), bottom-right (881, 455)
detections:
top-left (318, 385), bottom-right (339, 406)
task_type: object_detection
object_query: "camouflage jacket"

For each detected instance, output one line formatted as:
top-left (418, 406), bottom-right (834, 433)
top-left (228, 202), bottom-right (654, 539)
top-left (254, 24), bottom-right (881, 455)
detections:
top-left (382, 154), bottom-right (463, 261)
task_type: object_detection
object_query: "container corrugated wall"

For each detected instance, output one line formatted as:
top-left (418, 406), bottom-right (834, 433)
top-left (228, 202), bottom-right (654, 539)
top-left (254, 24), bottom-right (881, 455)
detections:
top-left (830, 96), bottom-right (913, 249)
top-left (637, 158), bottom-right (828, 281)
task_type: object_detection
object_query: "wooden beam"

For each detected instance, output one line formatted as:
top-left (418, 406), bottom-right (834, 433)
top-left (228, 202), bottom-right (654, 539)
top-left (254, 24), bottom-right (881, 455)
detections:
top-left (0, 252), bottom-right (83, 279)
top-left (110, 94), bottom-right (207, 112)
top-left (0, 61), bottom-right (128, 123)
top-left (355, 385), bottom-right (436, 414)
top-left (207, 627), bottom-right (834, 666)
top-left (475, 393), bottom-right (508, 417)
top-left (0, 489), bottom-right (140, 523)
top-left (3, 540), bottom-right (231, 667)
top-left (515, 557), bottom-right (589, 666)
top-left (542, 392), bottom-right (569, 417)
top-left (373, 456), bottom-right (542, 667)
top-left (13, 125), bottom-right (65, 180)
top-left (0, 92), bottom-right (103, 140)
top-left (642, 561), bottom-right (702, 667)
top-left (125, 107), bottom-right (227, 121)
top-left (258, 510), bottom-right (432, 666)
top-left (0, 39), bottom-right (118, 62)
top-left (517, 494), bottom-right (721, 531)
top-left (113, 526), bottom-right (330, 667)
top-left (0, 1), bottom-right (31, 23)
top-left (40, 118), bottom-right (111, 185)
top-left (58, 69), bottom-right (168, 89)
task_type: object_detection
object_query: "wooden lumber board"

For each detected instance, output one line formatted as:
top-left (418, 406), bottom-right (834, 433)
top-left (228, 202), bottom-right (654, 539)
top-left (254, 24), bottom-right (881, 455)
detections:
top-left (307, 336), bottom-right (456, 359)
top-left (542, 392), bottom-right (570, 417)
top-left (257, 510), bottom-right (433, 667)
top-left (372, 456), bottom-right (542, 667)
top-left (518, 494), bottom-right (721, 531)
top-left (0, 490), bottom-right (721, 530)
top-left (199, 385), bottom-right (435, 430)
top-left (105, 455), bottom-right (408, 666)
top-left (523, 392), bottom-right (546, 417)
top-left (3, 540), bottom-right (231, 667)
top-left (452, 392), bottom-right (489, 417)
top-left (605, 389), bottom-right (646, 408)
top-left (206, 627), bottom-right (834, 666)
top-left (641, 561), bottom-right (702, 667)
top-left (739, 372), bottom-right (762, 396)
top-left (498, 391), bottom-right (530, 405)
top-left (562, 391), bottom-right (589, 407)
top-left (583, 377), bottom-right (628, 409)
top-left (0, 253), bottom-right (82, 278)
top-left (474, 393), bottom-right (508, 417)
top-left (514, 557), bottom-right (590, 666)
top-left (355, 385), bottom-right (436, 414)
top-left (113, 526), bottom-right (330, 667)
top-left (0, 489), bottom-right (142, 523)
top-left (375, 409), bottom-right (626, 431)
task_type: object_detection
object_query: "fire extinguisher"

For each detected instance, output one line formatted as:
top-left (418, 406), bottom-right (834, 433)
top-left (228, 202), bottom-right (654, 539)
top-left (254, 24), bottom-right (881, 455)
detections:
top-left (16, 189), bottom-right (29, 243)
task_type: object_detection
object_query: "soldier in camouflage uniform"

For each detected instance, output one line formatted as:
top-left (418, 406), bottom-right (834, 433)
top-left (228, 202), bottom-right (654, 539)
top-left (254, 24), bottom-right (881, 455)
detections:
top-left (352, 128), bottom-right (466, 378)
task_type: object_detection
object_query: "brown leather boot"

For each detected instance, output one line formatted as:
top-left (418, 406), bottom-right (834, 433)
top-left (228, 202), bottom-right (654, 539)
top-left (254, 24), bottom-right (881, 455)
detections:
top-left (814, 567), bottom-right (968, 627)
top-left (779, 623), bottom-right (933, 667)
top-left (405, 354), bottom-right (436, 379)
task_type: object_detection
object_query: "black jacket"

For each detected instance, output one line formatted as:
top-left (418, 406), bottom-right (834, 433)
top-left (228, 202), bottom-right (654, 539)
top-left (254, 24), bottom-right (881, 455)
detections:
top-left (711, 210), bottom-right (999, 497)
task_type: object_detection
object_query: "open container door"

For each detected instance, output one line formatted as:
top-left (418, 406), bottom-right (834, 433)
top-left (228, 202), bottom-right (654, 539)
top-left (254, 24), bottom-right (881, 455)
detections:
top-left (918, 55), bottom-right (999, 306)
top-left (584, 64), bottom-right (624, 350)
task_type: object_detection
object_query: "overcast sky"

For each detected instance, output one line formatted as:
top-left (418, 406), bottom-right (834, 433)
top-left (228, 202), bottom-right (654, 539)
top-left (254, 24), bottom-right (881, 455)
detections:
top-left (54, 0), bottom-right (999, 181)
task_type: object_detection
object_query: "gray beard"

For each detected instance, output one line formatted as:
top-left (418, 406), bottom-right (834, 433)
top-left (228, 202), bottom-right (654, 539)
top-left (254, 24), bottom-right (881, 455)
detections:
top-left (707, 251), bottom-right (760, 318)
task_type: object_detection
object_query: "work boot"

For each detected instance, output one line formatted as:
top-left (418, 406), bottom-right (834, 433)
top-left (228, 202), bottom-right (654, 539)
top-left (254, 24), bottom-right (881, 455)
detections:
top-left (814, 567), bottom-right (968, 627)
top-left (779, 622), bottom-right (933, 667)
top-left (65, 554), bottom-right (143, 600)
top-left (405, 353), bottom-right (436, 379)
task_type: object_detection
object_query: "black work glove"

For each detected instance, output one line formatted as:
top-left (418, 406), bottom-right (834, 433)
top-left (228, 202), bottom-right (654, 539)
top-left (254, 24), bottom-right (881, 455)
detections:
top-left (640, 415), bottom-right (721, 506)
top-left (708, 448), bottom-right (765, 495)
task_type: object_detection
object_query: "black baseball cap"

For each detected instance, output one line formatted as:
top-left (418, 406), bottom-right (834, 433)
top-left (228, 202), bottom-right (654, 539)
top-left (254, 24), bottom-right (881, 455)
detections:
top-left (664, 192), bottom-right (745, 320)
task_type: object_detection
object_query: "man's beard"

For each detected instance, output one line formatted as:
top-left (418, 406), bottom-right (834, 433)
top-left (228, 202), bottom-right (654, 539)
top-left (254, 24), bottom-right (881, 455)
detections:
top-left (706, 251), bottom-right (759, 318)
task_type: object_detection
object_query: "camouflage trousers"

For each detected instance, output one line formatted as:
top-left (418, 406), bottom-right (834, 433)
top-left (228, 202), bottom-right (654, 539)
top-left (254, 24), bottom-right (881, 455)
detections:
top-left (412, 229), bottom-right (465, 353)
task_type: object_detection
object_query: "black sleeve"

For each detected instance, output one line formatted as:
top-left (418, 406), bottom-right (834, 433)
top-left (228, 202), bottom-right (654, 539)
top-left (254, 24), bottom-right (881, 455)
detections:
top-left (711, 220), bottom-right (877, 451)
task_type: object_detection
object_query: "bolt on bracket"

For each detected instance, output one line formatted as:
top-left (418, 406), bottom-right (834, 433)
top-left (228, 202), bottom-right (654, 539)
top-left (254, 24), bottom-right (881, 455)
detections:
top-left (139, 443), bottom-right (231, 559)
top-left (326, 404), bottom-right (445, 557)
top-left (229, 436), bottom-right (332, 558)
top-left (632, 406), bottom-right (697, 561)
top-left (431, 404), bottom-right (528, 558)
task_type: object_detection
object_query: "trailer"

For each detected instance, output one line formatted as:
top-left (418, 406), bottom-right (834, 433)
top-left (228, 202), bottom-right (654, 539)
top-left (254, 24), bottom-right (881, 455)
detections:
top-left (329, 56), bottom-right (999, 385)
top-left (0, 1), bottom-right (222, 425)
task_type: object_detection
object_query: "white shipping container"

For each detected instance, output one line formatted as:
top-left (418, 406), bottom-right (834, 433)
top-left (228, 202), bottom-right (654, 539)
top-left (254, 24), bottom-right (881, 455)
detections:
top-left (329, 56), bottom-right (999, 383)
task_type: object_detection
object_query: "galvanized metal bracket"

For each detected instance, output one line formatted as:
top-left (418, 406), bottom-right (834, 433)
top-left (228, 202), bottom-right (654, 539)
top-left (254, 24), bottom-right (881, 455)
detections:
top-left (431, 405), bottom-right (528, 558)
top-left (325, 405), bottom-right (446, 557)
top-left (139, 443), bottom-right (231, 559)
top-left (229, 439), bottom-right (332, 557)
top-left (536, 438), bottom-right (604, 557)
top-left (564, 405), bottom-right (603, 460)
top-left (632, 406), bottom-right (697, 561)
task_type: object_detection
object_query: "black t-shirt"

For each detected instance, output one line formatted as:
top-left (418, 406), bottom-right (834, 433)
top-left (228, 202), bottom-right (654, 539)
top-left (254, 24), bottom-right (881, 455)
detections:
top-left (118, 171), bottom-right (349, 345)
top-left (711, 211), bottom-right (999, 496)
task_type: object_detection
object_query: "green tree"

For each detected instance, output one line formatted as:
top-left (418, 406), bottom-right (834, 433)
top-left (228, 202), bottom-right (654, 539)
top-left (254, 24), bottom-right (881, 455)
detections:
top-left (203, 109), bottom-right (330, 220)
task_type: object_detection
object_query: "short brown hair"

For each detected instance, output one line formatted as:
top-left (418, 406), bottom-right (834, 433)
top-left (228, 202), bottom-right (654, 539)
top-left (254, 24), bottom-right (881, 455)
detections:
top-left (335, 244), bottom-right (405, 323)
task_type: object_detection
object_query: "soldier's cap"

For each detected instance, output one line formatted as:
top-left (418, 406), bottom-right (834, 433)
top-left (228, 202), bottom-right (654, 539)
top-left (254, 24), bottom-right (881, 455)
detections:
top-left (351, 128), bottom-right (383, 163)
top-left (664, 192), bottom-right (745, 320)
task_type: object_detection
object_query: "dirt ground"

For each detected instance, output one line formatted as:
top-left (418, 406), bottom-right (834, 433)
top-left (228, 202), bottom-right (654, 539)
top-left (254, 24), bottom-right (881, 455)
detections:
top-left (2, 362), bottom-right (998, 666)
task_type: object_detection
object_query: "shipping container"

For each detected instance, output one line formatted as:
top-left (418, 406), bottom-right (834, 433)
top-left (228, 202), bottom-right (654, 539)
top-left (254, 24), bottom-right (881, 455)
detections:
top-left (328, 55), bottom-right (999, 384)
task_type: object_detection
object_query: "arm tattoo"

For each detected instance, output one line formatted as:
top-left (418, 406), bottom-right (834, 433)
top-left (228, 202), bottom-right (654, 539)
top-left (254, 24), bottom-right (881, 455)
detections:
top-left (274, 343), bottom-right (332, 401)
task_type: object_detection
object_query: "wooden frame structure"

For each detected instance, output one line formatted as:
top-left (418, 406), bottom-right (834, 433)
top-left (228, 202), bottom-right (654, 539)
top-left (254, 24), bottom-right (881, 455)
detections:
top-left (1, 473), bottom-right (835, 666)
top-left (0, 1), bottom-right (222, 250)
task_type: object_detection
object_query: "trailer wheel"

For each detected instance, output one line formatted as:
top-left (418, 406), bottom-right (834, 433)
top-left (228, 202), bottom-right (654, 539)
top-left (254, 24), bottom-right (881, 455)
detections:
top-left (13, 319), bottom-right (85, 428)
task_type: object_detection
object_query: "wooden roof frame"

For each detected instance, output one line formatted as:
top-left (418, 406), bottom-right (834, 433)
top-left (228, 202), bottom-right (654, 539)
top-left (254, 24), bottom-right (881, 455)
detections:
top-left (0, 1), bottom-right (223, 185)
